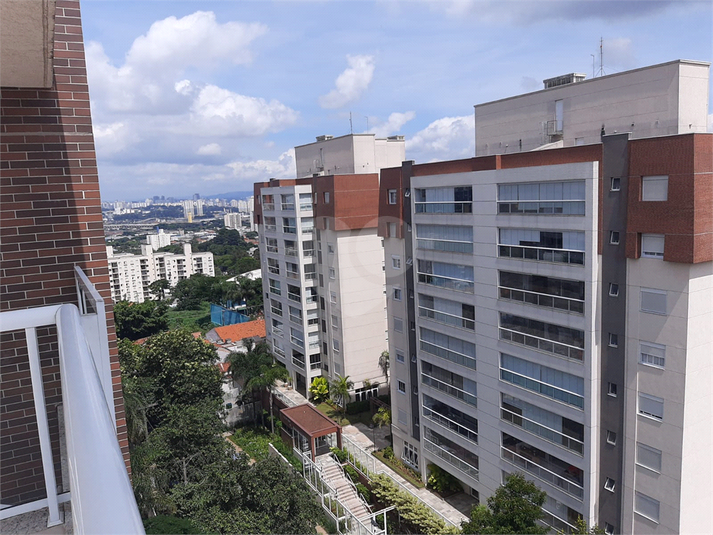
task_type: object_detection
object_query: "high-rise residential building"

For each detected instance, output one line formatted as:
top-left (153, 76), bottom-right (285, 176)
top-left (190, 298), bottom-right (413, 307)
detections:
top-left (381, 61), bottom-right (711, 535)
top-left (146, 228), bottom-right (172, 250)
top-left (0, 0), bottom-right (140, 530)
top-left (254, 134), bottom-right (405, 399)
top-left (224, 212), bottom-right (242, 230)
top-left (183, 199), bottom-right (194, 221)
top-left (107, 244), bottom-right (215, 303)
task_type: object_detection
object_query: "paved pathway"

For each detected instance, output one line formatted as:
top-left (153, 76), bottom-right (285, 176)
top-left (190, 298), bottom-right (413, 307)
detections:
top-left (222, 432), bottom-right (255, 465)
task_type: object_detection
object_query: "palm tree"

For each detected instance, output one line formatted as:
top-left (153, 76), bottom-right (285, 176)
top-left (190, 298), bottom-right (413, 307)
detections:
top-left (330, 374), bottom-right (354, 413)
top-left (378, 351), bottom-right (390, 388)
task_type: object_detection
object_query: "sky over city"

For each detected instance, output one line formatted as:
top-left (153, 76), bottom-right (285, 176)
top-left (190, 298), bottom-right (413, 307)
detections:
top-left (80, 0), bottom-right (713, 201)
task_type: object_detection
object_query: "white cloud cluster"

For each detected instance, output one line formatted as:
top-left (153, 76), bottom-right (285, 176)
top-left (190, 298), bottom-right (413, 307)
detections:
top-left (407, 114), bottom-right (475, 161)
top-left (226, 149), bottom-right (296, 182)
top-left (319, 55), bottom-right (376, 109)
top-left (372, 111), bottom-right (416, 137)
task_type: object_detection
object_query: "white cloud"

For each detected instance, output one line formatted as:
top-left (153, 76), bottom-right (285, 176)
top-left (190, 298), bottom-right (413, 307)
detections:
top-left (226, 149), bottom-right (296, 181)
top-left (319, 55), bottom-right (375, 109)
top-left (372, 111), bottom-right (416, 137)
top-left (197, 143), bottom-right (222, 156)
top-left (407, 114), bottom-right (475, 162)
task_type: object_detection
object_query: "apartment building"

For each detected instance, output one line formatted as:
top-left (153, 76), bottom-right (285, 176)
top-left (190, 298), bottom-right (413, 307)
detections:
top-left (146, 228), bottom-right (172, 250)
top-left (0, 0), bottom-right (140, 530)
top-left (381, 62), bottom-right (711, 535)
top-left (254, 134), bottom-right (405, 399)
top-left (107, 243), bottom-right (214, 303)
top-left (475, 59), bottom-right (710, 156)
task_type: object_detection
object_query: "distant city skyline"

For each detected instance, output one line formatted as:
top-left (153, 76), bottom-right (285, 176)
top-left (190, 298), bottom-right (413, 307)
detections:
top-left (82, 0), bottom-right (713, 201)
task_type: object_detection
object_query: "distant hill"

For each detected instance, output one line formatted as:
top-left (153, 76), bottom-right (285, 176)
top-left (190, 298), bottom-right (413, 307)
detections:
top-left (202, 190), bottom-right (254, 201)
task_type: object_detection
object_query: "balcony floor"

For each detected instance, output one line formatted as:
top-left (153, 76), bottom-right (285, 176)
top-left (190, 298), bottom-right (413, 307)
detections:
top-left (0, 505), bottom-right (72, 535)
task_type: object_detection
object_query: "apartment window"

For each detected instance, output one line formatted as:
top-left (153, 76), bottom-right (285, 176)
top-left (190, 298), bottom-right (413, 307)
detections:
top-left (331, 315), bottom-right (338, 329)
top-left (418, 294), bottom-right (475, 330)
top-left (606, 430), bottom-right (617, 445)
top-left (330, 291), bottom-right (337, 304)
top-left (393, 287), bottom-right (402, 301)
top-left (388, 189), bottom-right (397, 204)
top-left (604, 523), bottom-right (615, 535)
top-left (416, 224), bottom-right (473, 253)
top-left (420, 327), bottom-right (476, 369)
top-left (398, 410), bottom-right (407, 426)
top-left (608, 283), bottom-right (619, 297)
top-left (639, 341), bottom-right (665, 368)
top-left (394, 317), bottom-right (404, 333)
top-left (636, 443), bottom-right (662, 473)
top-left (498, 271), bottom-right (585, 315)
top-left (388, 222), bottom-right (398, 237)
top-left (396, 350), bottom-right (405, 363)
top-left (607, 382), bottom-right (617, 397)
top-left (329, 267), bottom-right (335, 279)
top-left (608, 333), bottom-right (618, 348)
top-left (640, 288), bottom-right (666, 315)
top-left (638, 392), bottom-right (664, 420)
top-left (398, 381), bottom-right (406, 394)
top-left (324, 191), bottom-right (330, 204)
top-left (609, 231), bottom-right (620, 245)
top-left (641, 234), bottom-right (664, 259)
top-left (498, 180), bottom-right (585, 215)
top-left (333, 339), bottom-right (340, 352)
top-left (415, 186), bottom-right (473, 214)
top-left (499, 312), bottom-right (584, 362)
top-left (327, 243), bottom-right (334, 254)
top-left (642, 175), bottom-right (668, 201)
top-left (610, 177), bottom-right (621, 191)
top-left (634, 492), bottom-right (660, 523)
top-left (392, 255), bottom-right (401, 269)
top-left (604, 478), bottom-right (616, 492)
top-left (269, 278), bottom-right (281, 296)
top-left (417, 260), bottom-right (475, 294)
top-left (403, 441), bottom-right (419, 467)
top-left (324, 217), bottom-right (330, 230)
top-left (498, 228), bottom-right (585, 265)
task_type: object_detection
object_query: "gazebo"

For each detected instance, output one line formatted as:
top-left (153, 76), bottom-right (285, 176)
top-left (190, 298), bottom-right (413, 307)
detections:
top-left (279, 403), bottom-right (342, 460)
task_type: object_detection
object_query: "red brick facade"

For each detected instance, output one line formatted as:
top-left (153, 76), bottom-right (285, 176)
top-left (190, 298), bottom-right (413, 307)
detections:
top-left (1, 0), bottom-right (129, 505)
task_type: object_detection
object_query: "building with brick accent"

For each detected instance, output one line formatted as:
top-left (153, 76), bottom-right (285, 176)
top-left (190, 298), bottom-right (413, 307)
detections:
top-left (382, 62), bottom-right (711, 535)
top-left (1, 0), bottom-right (140, 531)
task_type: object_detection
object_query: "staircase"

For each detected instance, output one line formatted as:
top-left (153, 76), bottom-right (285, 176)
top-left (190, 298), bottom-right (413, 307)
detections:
top-left (317, 455), bottom-right (372, 525)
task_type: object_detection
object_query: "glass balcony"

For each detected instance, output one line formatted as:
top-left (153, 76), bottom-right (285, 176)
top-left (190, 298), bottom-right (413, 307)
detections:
top-left (281, 203), bottom-right (295, 211)
top-left (286, 270), bottom-right (300, 280)
top-left (421, 372), bottom-right (477, 407)
top-left (288, 292), bottom-right (301, 303)
top-left (423, 428), bottom-right (479, 482)
top-left (499, 327), bottom-right (584, 362)
top-left (500, 405), bottom-right (584, 456)
top-left (419, 306), bottom-right (474, 330)
top-left (499, 245), bottom-right (584, 266)
top-left (263, 202), bottom-right (275, 211)
top-left (417, 273), bottom-right (474, 294)
top-left (283, 226), bottom-right (297, 234)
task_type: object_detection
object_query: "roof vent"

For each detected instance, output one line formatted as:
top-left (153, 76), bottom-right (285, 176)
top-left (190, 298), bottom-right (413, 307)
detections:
top-left (316, 135), bottom-right (334, 142)
top-left (543, 73), bottom-right (586, 89)
top-left (387, 135), bottom-right (405, 141)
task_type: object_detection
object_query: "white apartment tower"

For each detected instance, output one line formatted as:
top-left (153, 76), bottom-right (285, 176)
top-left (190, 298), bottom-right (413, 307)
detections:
top-left (146, 228), bottom-right (172, 250)
top-left (255, 134), bottom-right (405, 399)
top-left (107, 243), bottom-right (214, 303)
top-left (381, 60), bottom-right (711, 535)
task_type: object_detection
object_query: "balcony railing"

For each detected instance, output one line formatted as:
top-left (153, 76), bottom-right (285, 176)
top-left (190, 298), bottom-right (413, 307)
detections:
top-left (420, 340), bottom-right (476, 370)
top-left (419, 306), bottom-right (474, 330)
top-left (499, 327), bottom-right (584, 362)
top-left (266, 245), bottom-right (278, 253)
top-left (499, 245), bottom-right (584, 266)
top-left (270, 305), bottom-right (283, 316)
top-left (291, 335), bottom-right (305, 348)
top-left (499, 286), bottom-right (585, 315)
top-left (281, 203), bottom-right (295, 211)
top-left (292, 356), bottom-right (306, 369)
top-left (423, 407), bottom-right (478, 445)
top-left (417, 273), bottom-right (474, 294)
top-left (286, 270), bottom-right (300, 280)
top-left (423, 437), bottom-right (479, 481)
top-left (500, 446), bottom-right (583, 500)
top-left (288, 292), bottom-right (302, 303)
top-left (289, 314), bottom-right (302, 324)
top-left (285, 247), bottom-right (298, 257)
top-left (268, 266), bottom-right (280, 275)
top-left (501, 406), bottom-right (584, 456)
top-left (303, 249), bottom-right (315, 257)
top-left (421, 372), bottom-right (477, 407)
top-left (283, 226), bottom-right (297, 234)
top-left (0, 267), bottom-right (144, 533)
top-left (263, 202), bottom-right (275, 211)
top-left (415, 201), bottom-right (472, 214)
top-left (299, 202), bottom-right (313, 211)
top-left (264, 224), bottom-right (277, 232)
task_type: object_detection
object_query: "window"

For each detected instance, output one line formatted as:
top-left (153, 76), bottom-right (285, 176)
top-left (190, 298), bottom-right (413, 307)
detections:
top-left (396, 350), bottom-right (405, 363)
top-left (398, 410), bottom-right (407, 426)
top-left (419, 293), bottom-right (475, 329)
top-left (418, 260), bottom-right (475, 294)
top-left (638, 393), bottom-right (664, 420)
top-left (331, 315), bottom-right (339, 329)
top-left (388, 189), bottom-right (397, 204)
top-left (498, 271), bottom-right (585, 314)
top-left (607, 382), bottom-right (617, 397)
top-left (498, 180), bottom-right (585, 215)
top-left (333, 339), bottom-right (340, 352)
top-left (606, 430), bottom-right (617, 445)
top-left (639, 342), bottom-right (665, 368)
top-left (641, 234), bottom-right (664, 259)
top-left (499, 312), bottom-right (584, 361)
top-left (604, 478), bottom-right (616, 492)
top-left (327, 243), bottom-right (334, 254)
top-left (609, 231), bottom-right (620, 245)
top-left (636, 443), bottom-right (662, 473)
top-left (415, 186), bottom-right (473, 214)
top-left (324, 191), bottom-right (330, 204)
top-left (609, 283), bottom-right (619, 297)
top-left (642, 175), bottom-right (668, 201)
top-left (398, 380), bottom-right (406, 394)
top-left (640, 288), bottom-right (666, 315)
top-left (392, 255), bottom-right (401, 269)
top-left (610, 177), bottom-right (621, 191)
top-left (403, 441), bottom-right (419, 467)
top-left (608, 333), bottom-right (618, 347)
top-left (634, 492), bottom-right (660, 523)
top-left (388, 222), bottom-right (397, 237)
top-left (394, 317), bottom-right (404, 333)
top-left (330, 291), bottom-right (337, 304)
top-left (393, 287), bottom-right (402, 301)
top-left (329, 267), bottom-right (335, 279)
top-left (498, 228), bottom-right (585, 265)
top-left (416, 224), bottom-right (473, 253)
top-left (604, 524), bottom-right (615, 535)
top-left (420, 327), bottom-right (476, 369)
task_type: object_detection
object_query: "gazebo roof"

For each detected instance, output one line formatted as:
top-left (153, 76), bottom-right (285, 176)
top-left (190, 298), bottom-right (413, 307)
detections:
top-left (280, 403), bottom-right (340, 437)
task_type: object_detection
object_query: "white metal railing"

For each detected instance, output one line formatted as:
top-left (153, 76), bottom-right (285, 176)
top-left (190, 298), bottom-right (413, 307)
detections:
top-left (500, 406), bottom-right (584, 455)
top-left (292, 356), bottom-right (306, 369)
top-left (288, 292), bottom-right (301, 302)
top-left (266, 245), bottom-right (278, 253)
top-left (272, 386), bottom-right (297, 407)
top-left (422, 406), bottom-right (478, 444)
top-left (419, 339), bottom-right (476, 370)
top-left (305, 272), bottom-right (317, 280)
top-left (418, 305), bottom-right (475, 330)
top-left (499, 367), bottom-right (584, 409)
top-left (281, 203), bottom-right (295, 211)
top-left (422, 437), bottom-right (479, 481)
top-left (299, 203), bottom-right (313, 211)
top-left (417, 272), bottom-right (474, 294)
top-left (421, 372), bottom-right (477, 407)
top-left (283, 226), bottom-right (297, 234)
top-left (498, 285), bottom-right (585, 314)
top-left (291, 336), bottom-right (305, 348)
top-left (499, 327), bottom-right (584, 362)
top-left (497, 200), bottom-right (585, 215)
top-left (303, 249), bottom-right (315, 257)
top-left (0, 271), bottom-right (144, 533)
top-left (500, 446), bottom-right (583, 499)
top-left (264, 224), bottom-right (277, 232)
top-left (414, 201), bottom-right (472, 214)
top-left (498, 244), bottom-right (585, 266)
top-left (289, 314), bottom-right (302, 324)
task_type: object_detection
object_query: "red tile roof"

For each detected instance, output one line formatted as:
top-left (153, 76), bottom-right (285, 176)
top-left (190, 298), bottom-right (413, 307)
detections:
top-left (213, 319), bottom-right (266, 343)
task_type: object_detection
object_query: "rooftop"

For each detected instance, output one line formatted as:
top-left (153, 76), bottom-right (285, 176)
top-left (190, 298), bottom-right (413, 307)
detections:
top-left (212, 319), bottom-right (266, 344)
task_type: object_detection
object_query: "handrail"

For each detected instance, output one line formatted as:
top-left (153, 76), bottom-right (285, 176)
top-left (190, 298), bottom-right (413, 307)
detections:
top-left (328, 453), bottom-right (372, 513)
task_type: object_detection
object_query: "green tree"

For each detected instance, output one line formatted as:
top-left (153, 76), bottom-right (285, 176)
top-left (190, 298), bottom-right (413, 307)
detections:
top-left (372, 406), bottom-right (391, 428)
top-left (309, 376), bottom-right (329, 403)
top-left (461, 473), bottom-right (548, 535)
top-left (562, 518), bottom-right (605, 535)
top-left (148, 278), bottom-right (170, 301)
top-left (378, 350), bottom-right (390, 387)
top-left (172, 274), bottom-right (214, 310)
top-left (330, 374), bottom-right (354, 412)
top-left (114, 300), bottom-right (169, 340)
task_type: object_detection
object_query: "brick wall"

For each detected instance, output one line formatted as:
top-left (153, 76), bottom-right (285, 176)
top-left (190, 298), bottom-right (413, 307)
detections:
top-left (0, 0), bottom-right (129, 505)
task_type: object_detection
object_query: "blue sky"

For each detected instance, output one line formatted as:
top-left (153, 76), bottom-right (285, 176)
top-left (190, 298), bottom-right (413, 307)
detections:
top-left (80, 0), bottom-right (713, 201)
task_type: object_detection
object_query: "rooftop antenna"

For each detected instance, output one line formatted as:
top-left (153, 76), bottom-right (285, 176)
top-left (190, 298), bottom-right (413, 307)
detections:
top-left (597, 37), bottom-right (606, 76)
top-left (349, 112), bottom-right (353, 134)
top-left (591, 54), bottom-right (595, 78)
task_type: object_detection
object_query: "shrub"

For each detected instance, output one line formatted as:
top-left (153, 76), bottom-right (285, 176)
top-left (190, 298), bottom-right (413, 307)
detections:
top-left (344, 464), bottom-right (359, 483)
top-left (345, 399), bottom-right (370, 414)
top-left (144, 515), bottom-right (200, 534)
top-left (356, 483), bottom-right (371, 503)
top-left (330, 447), bottom-right (348, 463)
top-left (427, 463), bottom-right (463, 494)
top-left (382, 446), bottom-right (394, 460)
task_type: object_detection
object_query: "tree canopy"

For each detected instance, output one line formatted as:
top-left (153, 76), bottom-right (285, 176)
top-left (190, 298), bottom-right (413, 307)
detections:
top-left (461, 473), bottom-right (548, 535)
top-left (114, 300), bottom-right (169, 340)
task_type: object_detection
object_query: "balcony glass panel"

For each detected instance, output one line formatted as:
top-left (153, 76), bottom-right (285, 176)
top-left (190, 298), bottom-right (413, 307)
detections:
top-left (499, 313), bottom-right (584, 362)
top-left (423, 427), bottom-right (479, 481)
top-left (418, 293), bottom-right (474, 330)
top-left (498, 229), bottom-right (584, 265)
top-left (498, 271), bottom-right (584, 314)
top-left (423, 395), bottom-right (478, 444)
top-left (414, 186), bottom-right (473, 214)
top-left (417, 260), bottom-right (474, 294)
top-left (421, 363), bottom-right (477, 408)
top-left (420, 328), bottom-right (476, 369)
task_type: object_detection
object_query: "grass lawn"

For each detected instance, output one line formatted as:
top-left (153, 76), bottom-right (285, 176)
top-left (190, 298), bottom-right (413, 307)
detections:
top-left (166, 301), bottom-right (213, 332)
top-left (314, 402), bottom-right (373, 427)
top-left (229, 425), bottom-right (302, 470)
